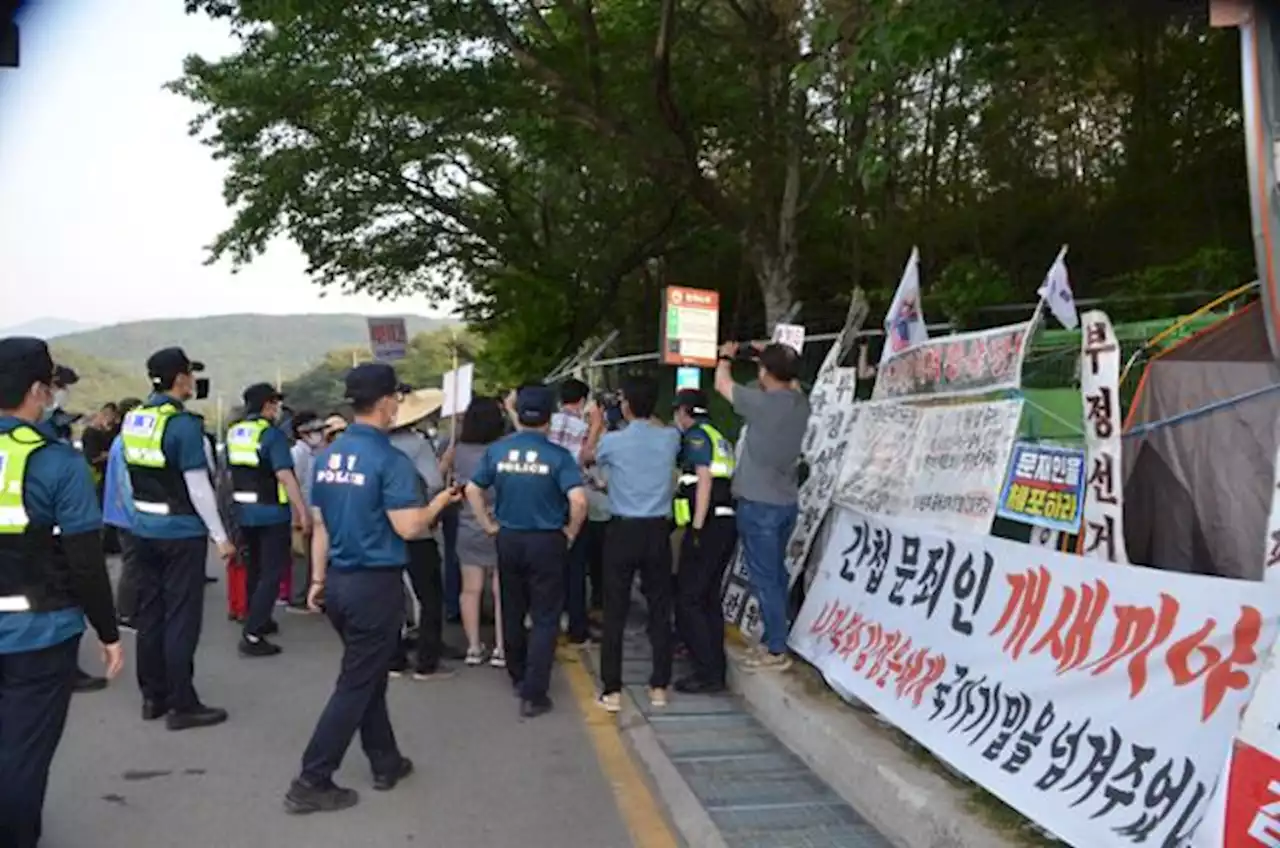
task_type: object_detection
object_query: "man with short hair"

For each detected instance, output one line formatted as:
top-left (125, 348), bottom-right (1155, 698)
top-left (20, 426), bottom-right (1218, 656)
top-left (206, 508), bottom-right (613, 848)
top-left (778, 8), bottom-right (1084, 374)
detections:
top-left (714, 342), bottom-right (809, 672)
top-left (584, 375), bottom-right (681, 712)
top-left (549, 378), bottom-right (593, 645)
top-left (465, 384), bottom-right (587, 718)
top-left (0, 338), bottom-right (124, 846)
top-left (122, 347), bottom-right (233, 730)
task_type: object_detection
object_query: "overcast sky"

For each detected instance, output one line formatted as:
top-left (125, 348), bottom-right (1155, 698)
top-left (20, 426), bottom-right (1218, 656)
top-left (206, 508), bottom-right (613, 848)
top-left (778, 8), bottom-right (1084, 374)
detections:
top-left (0, 0), bottom-right (454, 327)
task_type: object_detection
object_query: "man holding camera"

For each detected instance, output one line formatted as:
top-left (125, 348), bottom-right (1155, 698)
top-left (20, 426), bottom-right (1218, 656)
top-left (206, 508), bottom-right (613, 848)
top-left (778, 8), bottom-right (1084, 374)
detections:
top-left (714, 342), bottom-right (808, 671)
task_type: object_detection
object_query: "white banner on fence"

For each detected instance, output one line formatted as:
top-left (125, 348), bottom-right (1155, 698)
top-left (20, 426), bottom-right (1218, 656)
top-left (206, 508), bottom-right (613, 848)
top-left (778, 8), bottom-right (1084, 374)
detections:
top-left (872, 322), bottom-right (1030, 401)
top-left (1078, 311), bottom-right (1128, 563)
top-left (833, 400), bottom-right (1023, 536)
top-left (1193, 435), bottom-right (1280, 847)
top-left (791, 507), bottom-right (1280, 848)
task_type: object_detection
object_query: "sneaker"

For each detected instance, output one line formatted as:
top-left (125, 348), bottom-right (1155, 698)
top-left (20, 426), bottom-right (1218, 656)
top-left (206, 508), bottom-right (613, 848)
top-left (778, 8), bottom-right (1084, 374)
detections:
top-left (597, 692), bottom-right (621, 714)
top-left (166, 704), bottom-right (229, 731)
top-left (239, 636), bottom-right (282, 658)
top-left (284, 778), bottom-right (359, 814)
top-left (489, 649), bottom-right (506, 669)
top-left (412, 667), bottom-right (457, 682)
top-left (372, 757), bottom-right (414, 791)
top-left (521, 696), bottom-right (553, 719)
top-left (742, 651), bottom-right (793, 673)
top-left (388, 656), bottom-right (409, 678)
top-left (465, 645), bottom-right (487, 667)
top-left (648, 687), bottom-right (669, 709)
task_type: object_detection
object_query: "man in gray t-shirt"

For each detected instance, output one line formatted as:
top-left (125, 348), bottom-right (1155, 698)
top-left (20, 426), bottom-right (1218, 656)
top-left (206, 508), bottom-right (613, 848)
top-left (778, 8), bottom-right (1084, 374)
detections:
top-left (714, 342), bottom-right (809, 670)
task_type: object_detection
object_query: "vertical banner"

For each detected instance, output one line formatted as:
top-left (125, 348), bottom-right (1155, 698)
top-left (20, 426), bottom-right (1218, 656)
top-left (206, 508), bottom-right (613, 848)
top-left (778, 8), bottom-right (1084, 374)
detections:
top-left (1194, 436), bottom-right (1280, 847)
top-left (367, 317), bottom-right (408, 361)
top-left (1078, 311), bottom-right (1129, 564)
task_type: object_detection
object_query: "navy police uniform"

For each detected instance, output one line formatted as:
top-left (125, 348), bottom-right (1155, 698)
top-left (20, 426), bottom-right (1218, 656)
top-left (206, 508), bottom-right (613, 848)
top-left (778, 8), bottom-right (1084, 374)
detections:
top-left (469, 385), bottom-right (583, 714)
top-left (288, 364), bottom-right (424, 814)
top-left (0, 338), bottom-right (119, 847)
top-left (672, 390), bottom-right (738, 692)
top-left (226, 382), bottom-right (296, 653)
top-left (121, 348), bottom-right (227, 729)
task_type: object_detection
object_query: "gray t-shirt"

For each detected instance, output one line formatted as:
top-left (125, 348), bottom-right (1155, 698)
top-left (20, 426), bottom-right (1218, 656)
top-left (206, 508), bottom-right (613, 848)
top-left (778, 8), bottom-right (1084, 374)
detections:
top-left (732, 385), bottom-right (809, 505)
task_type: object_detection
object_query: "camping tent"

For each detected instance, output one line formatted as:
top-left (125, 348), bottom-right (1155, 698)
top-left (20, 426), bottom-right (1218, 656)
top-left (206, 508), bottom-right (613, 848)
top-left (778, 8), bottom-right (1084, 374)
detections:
top-left (1123, 301), bottom-right (1280, 579)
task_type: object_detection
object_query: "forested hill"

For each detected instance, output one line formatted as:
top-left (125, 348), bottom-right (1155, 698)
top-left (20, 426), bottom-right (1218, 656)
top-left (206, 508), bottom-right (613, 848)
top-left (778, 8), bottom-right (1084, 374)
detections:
top-left (55, 313), bottom-right (454, 402)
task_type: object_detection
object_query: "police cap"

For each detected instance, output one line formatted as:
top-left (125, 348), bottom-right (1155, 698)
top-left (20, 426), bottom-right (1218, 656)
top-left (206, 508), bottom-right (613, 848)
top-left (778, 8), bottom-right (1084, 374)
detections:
top-left (147, 347), bottom-right (205, 386)
top-left (673, 388), bottom-right (710, 417)
top-left (516, 384), bottom-right (555, 427)
top-left (0, 337), bottom-right (59, 402)
top-left (345, 363), bottom-right (410, 405)
top-left (243, 382), bottom-right (284, 411)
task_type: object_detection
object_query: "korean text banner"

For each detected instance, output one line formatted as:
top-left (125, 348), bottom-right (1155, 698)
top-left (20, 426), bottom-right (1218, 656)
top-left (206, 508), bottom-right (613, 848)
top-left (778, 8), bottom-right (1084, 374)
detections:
top-left (995, 442), bottom-right (1086, 533)
top-left (790, 507), bottom-right (1280, 848)
top-left (834, 400), bottom-right (1023, 536)
top-left (872, 322), bottom-right (1030, 400)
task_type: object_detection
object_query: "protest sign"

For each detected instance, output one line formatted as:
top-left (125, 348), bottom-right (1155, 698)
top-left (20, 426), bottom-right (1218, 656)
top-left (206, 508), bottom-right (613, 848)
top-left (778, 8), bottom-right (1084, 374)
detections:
top-left (1192, 438), bottom-right (1280, 848)
top-left (772, 323), bottom-right (805, 353)
top-left (367, 317), bottom-right (408, 361)
top-left (834, 400), bottom-right (1023, 536)
top-left (1079, 311), bottom-right (1129, 563)
top-left (873, 322), bottom-right (1030, 401)
top-left (662, 286), bottom-right (720, 367)
top-left (996, 442), bottom-right (1086, 533)
top-left (442, 363), bottom-right (474, 417)
top-left (792, 506), bottom-right (1280, 848)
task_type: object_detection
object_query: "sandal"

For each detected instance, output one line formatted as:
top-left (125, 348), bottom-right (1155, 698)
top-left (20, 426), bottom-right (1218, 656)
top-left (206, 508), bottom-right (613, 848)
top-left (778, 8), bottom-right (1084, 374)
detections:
top-left (465, 645), bottom-right (487, 667)
top-left (490, 649), bottom-right (506, 669)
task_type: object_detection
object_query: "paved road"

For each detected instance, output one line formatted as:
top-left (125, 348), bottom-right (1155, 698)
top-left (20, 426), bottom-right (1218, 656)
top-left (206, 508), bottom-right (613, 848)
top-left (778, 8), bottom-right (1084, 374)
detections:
top-left (43, 554), bottom-right (635, 848)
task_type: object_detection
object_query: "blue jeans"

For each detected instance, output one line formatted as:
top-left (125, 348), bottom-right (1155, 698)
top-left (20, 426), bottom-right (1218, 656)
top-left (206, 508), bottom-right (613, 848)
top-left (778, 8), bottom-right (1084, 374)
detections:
top-left (736, 499), bottom-right (798, 654)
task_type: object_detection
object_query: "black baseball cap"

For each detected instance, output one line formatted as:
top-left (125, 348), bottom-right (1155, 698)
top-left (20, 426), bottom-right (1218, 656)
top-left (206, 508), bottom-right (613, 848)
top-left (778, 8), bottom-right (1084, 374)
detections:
top-left (243, 382), bottom-right (284, 410)
top-left (146, 347), bottom-right (205, 386)
top-left (516, 384), bottom-right (555, 427)
top-left (0, 337), bottom-right (60, 399)
top-left (673, 389), bottom-right (710, 417)
top-left (344, 363), bottom-right (410, 405)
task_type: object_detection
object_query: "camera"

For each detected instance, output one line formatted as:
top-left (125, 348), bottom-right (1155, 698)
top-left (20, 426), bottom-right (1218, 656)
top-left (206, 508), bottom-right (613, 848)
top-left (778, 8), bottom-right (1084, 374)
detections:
top-left (594, 389), bottom-right (621, 410)
top-left (734, 342), bottom-right (763, 363)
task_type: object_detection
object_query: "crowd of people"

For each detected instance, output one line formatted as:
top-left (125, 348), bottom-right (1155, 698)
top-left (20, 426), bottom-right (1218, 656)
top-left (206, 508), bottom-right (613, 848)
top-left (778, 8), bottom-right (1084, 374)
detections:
top-left (0, 333), bottom-right (810, 841)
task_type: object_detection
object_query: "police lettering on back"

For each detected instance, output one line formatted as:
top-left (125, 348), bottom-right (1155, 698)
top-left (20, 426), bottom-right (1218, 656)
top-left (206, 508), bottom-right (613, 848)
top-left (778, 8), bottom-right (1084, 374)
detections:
top-left (497, 448), bottom-right (551, 476)
top-left (316, 452), bottom-right (366, 487)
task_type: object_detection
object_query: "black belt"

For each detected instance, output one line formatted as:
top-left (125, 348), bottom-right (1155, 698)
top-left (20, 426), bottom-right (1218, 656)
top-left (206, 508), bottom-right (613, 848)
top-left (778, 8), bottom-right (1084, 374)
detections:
top-left (610, 516), bottom-right (671, 523)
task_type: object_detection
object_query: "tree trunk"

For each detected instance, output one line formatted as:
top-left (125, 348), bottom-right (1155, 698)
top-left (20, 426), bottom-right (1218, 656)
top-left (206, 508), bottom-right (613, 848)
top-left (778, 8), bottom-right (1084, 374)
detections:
top-left (743, 125), bottom-right (801, 334)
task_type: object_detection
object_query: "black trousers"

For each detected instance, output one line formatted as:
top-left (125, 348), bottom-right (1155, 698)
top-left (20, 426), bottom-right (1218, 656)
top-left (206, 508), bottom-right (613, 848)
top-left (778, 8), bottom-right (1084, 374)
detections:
top-left (115, 529), bottom-right (142, 621)
top-left (600, 517), bottom-right (674, 694)
top-left (134, 536), bottom-right (208, 712)
top-left (301, 568), bottom-right (404, 784)
top-left (392, 539), bottom-right (444, 673)
top-left (0, 636), bottom-right (78, 848)
top-left (676, 517), bottom-right (738, 684)
top-left (583, 520), bottom-right (606, 611)
top-left (243, 522), bottom-right (292, 638)
top-left (497, 529), bottom-right (566, 702)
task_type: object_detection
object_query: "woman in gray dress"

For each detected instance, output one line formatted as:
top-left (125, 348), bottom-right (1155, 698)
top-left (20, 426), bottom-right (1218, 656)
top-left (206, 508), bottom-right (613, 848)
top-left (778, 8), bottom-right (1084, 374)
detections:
top-left (441, 396), bottom-right (507, 667)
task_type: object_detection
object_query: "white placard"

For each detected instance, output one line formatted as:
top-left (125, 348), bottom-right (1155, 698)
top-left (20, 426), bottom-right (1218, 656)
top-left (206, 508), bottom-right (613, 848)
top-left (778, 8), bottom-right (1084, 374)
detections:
top-left (792, 506), bottom-right (1280, 848)
top-left (772, 323), bottom-right (806, 353)
top-left (442, 363), bottom-right (474, 418)
top-left (873, 322), bottom-right (1030, 401)
top-left (1078, 311), bottom-right (1128, 564)
top-left (834, 400), bottom-right (1024, 536)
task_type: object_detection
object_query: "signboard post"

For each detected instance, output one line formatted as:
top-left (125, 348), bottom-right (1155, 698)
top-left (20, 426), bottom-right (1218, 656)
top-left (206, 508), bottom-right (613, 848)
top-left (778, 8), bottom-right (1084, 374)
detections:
top-left (367, 317), bottom-right (408, 362)
top-left (661, 286), bottom-right (720, 367)
top-left (995, 442), bottom-right (1086, 534)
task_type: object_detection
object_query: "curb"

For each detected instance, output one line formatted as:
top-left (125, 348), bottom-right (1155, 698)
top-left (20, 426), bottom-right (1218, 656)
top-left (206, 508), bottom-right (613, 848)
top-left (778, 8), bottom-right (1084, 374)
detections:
top-left (727, 644), bottom-right (1024, 848)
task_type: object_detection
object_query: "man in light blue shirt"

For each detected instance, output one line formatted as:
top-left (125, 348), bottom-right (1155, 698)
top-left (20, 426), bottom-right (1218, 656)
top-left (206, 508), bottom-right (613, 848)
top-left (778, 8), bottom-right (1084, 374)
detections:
top-left (583, 376), bottom-right (680, 712)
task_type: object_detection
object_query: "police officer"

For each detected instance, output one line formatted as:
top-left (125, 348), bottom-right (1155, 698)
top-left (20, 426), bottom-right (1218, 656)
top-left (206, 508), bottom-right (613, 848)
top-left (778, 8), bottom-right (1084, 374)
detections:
top-left (226, 383), bottom-right (308, 657)
top-left (121, 347), bottom-right (233, 730)
top-left (671, 389), bottom-right (738, 694)
top-left (286, 363), bottom-right (461, 814)
top-left (465, 383), bottom-right (587, 719)
top-left (0, 338), bottom-right (124, 847)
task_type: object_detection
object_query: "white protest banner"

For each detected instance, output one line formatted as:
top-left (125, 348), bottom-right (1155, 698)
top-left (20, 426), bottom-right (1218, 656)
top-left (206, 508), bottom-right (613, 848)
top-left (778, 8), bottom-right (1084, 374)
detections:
top-left (1192, 436), bottom-right (1280, 847)
top-left (442, 363), bottom-right (474, 417)
top-left (722, 292), bottom-right (870, 635)
top-left (834, 400), bottom-right (1024, 536)
top-left (1079, 311), bottom-right (1129, 564)
top-left (791, 506), bottom-right (1280, 848)
top-left (772, 323), bottom-right (806, 353)
top-left (873, 322), bottom-right (1030, 401)
top-left (367, 317), bottom-right (408, 361)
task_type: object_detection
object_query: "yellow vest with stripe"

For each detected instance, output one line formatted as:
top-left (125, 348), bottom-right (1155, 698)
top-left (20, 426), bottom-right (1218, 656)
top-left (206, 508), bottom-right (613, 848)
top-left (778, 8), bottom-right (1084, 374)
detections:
top-left (226, 418), bottom-right (287, 506)
top-left (121, 403), bottom-right (198, 516)
top-left (0, 424), bottom-right (74, 613)
top-left (674, 423), bottom-right (735, 527)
